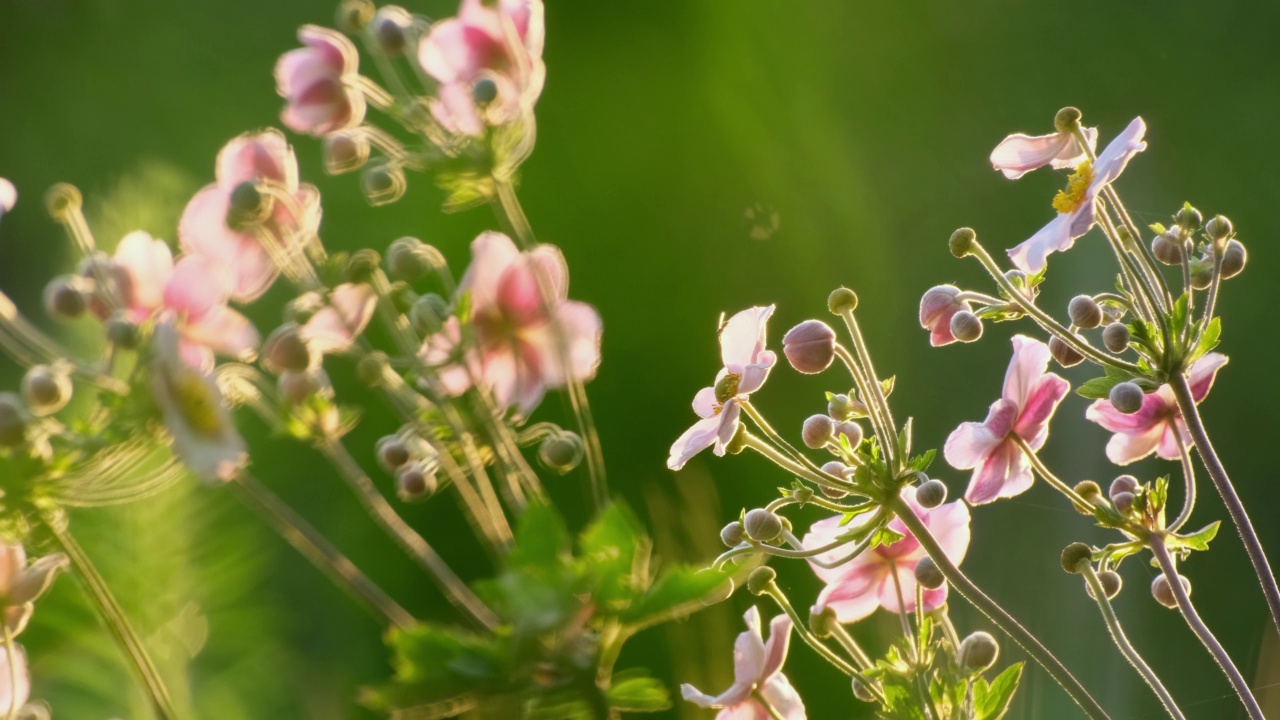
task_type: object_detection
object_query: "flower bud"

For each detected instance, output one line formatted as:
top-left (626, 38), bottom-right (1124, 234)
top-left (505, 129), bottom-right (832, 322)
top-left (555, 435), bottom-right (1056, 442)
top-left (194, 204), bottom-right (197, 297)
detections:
top-left (1204, 215), bottom-right (1233, 242)
top-left (356, 351), bottom-right (390, 387)
top-left (821, 461), bottom-right (851, 480)
top-left (744, 508), bottom-right (784, 543)
top-left (336, 0), bottom-right (375, 31)
top-left (472, 78), bottom-right (499, 105)
top-left (800, 415), bottom-right (833, 450)
top-left (1109, 382), bottom-right (1144, 414)
top-left (792, 486), bottom-right (813, 503)
top-left (914, 556), bottom-right (945, 590)
top-left (1072, 481), bottom-right (1102, 515)
top-left (827, 393), bottom-right (857, 421)
top-left (948, 227), bottom-right (976, 258)
top-left (1067, 295), bottom-right (1103, 329)
top-left (409, 293), bottom-right (450, 336)
top-left (1048, 336), bottom-right (1084, 368)
top-left (1102, 322), bottom-right (1130, 353)
top-left (851, 675), bottom-right (877, 703)
top-left (21, 365), bottom-right (71, 415)
top-left (538, 432), bottom-right (585, 475)
top-left (1151, 573), bottom-right (1190, 609)
top-left (227, 181), bottom-right (272, 229)
top-left (386, 237), bottom-right (431, 282)
top-left (834, 421), bottom-right (863, 448)
top-left (919, 285), bottom-right (970, 346)
top-left (372, 6), bottom-right (411, 54)
top-left (1189, 258), bottom-right (1214, 290)
top-left (1060, 542), bottom-right (1094, 574)
top-left (782, 320), bottom-right (836, 374)
top-left (1151, 230), bottom-right (1184, 265)
top-left (820, 484), bottom-right (848, 500)
top-left (949, 311), bottom-right (983, 343)
top-left (43, 276), bottom-right (86, 319)
top-left (1111, 491), bottom-right (1135, 515)
top-left (105, 315), bottom-right (139, 349)
top-left (1109, 475), bottom-right (1138, 499)
top-left (396, 462), bottom-right (438, 502)
top-left (323, 131), bottom-right (370, 175)
top-left (720, 521), bottom-right (745, 547)
top-left (1054, 106), bottom-right (1082, 133)
top-left (376, 436), bottom-right (411, 472)
top-left (1219, 239), bottom-right (1246, 279)
top-left (278, 370), bottom-right (325, 405)
top-left (0, 394), bottom-right (28, 447)
top-left (959, 632), bottom-right (999, 673)
top-left (1176, 205), bottom-right (1202, 232)
top-left (1086, 570), bottom-right (1123, 600)
top-left (809, 605), bottom-right (838, 638)
top-left (361, 164), bottom-right (407, 206)
top-left (346, 248), bottom-right (382, 283)
top-left (262, 323), bottom-right (312, 374)
top-left (44, 183), bottom-right (82, 221)
top-left (916, 479), bottom-right (948, 508)
top-left (827, 287), bottom-right (858, 315)
top-left (747, 566), bottom-right (777, 596)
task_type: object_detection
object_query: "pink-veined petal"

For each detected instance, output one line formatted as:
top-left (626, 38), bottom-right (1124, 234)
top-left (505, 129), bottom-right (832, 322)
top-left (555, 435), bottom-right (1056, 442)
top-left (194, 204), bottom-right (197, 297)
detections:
top-left (923, 498), bottom-right (972, 564)
top-left (1085, 393), bottom-right (1170, 435)
top-left (760, 673), bottom-right (807, 720)
top-left (1002, 335), bottom-right (1051, 409)
top-left (113, 231), bottom-right (174, 316)
top-left (759, 614), bottom-right (792, 681)
top-left (215, 129), bottom-right (298, 190)
top-left (964, 440), bottom-right (1032, 505)
top-left (1008, 211), bottom-right (1079, 274)
top-left (164, 255), bottom-right (229, 320)
top-left (298, 25), bottom-right (358, 74)
top-left (712, 400), bottom-right (741, 456)
top-left (301, 283), bottom-right (377, 355)
top-left (920, 584), bottom-right (950, 613)
top-left (458, 232), bottom-right (521, 315)
top-left (1156, 422), bottom-right (1186, 461)
top-left (737, 351), bottom-right (777, 396)
top-left (1187, 353), bottom-right (1228, 401)
top-left (1091, 117), bottom-right (1147, 189)
top-left (813, 561), bottom-right (884, 623)
top-left (720, 306), bottom-right (775, 370)
top-left (734, 607), bottom-right (767, 685)
top-left (679, 681), bottom-right (754, 712)
top-left (178, 338), bottom-right (216, 374)
top-left (668, 415), bottom-right (721, 471)
top-left (178, 187), bottom-right (277, 302)
top-left (1103, 423), bottom-right (1166, 465)
top-left (1013, 374), bottom-right (1069, 445)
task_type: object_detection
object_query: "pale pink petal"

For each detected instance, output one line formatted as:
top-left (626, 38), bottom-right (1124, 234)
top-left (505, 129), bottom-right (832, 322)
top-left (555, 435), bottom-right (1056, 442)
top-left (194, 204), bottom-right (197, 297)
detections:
top-left (920, 585), bottom-right (950, 613)
top-left (989, 132), bottom-right (1073, 180)
top-left (720, 306), bottom-right (775, 370)
top-left (760, 673), bottom-right (807, 720)
top-left (185, 306), bottom-right (259, 361)
top-left (919, 285), bottom-right (967, 347)
top-left (7, 553), bottom-right (68, 606)
top-left (215, 129), bottom-right (298, 190)
top-left (736, 351), bottom-right (777, 396)
top-left (1008, 211), bottom-right (1078, 274)
top-left (1085, 395), bottom-right (1168, 435)
top-left (526, 244), bottom-right (569, 301)
top-left (1002, 335), bottom-right (1051, 409)
top-left (814, 561), bottom-right (884, 623)
top-left (0, 643), bottom-right (29, 714)
top-left (0, 178), bottom-right (15, 215)
top-left (1187, 353), bottom-right (1228, 401)
top-left (712, 400), bottom-right (741, 455)
top-left (430, 82), bottom-right (486, 137)
top-left (1156, 423), bottom-right (1186, 461)
top-left (418, 17), bottom-right (498, 84)
top-left (178, 187), bottom-right (277, 302)
top-left (668, 415), bottom-right (721, 470)
top-left (965, 440), bottom-right (1032, 505)
top-left (804, 515), bottom-right (873, 584)
top-left (922, 497), bottom-right (972, 564)
top-left (299, 25), bottom-right (357, 74)
top-left (759, 614), bottom-right (792, 680)
top-left (113, 231), bottom-right (174, 316)
top-left (1013, 374), bottom-right (1070, 446)
top-left (944, 418), bottom-right (1002, 471)
top-left (0, 546), bottom-right (26, 598)
top-left (458, 232), bottom-right (521, 314)
top-left (164, 255), bottom-right (229, 320)
top-left (301, 283), bottom-right (377, 355)
top-left (178, 339), bottom-right (216, 374)
top-left (734, 607), bottom-right (767, 685)
top-left (680, 682), bottom-right (754, 712)
top-left (875, 568), bottom-right (914, 614)
top-left (1091, 117), bottom-right (1147, 188)
top-left (692, 386), bottom-right (718, 419)
top-left (1104, 423), bottom-right (1165, 465)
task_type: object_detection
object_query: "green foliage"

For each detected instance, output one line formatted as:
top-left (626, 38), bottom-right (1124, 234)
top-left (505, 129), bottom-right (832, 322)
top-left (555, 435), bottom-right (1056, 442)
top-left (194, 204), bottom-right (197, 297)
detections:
top-left (973, 663), bottom-right (1023, 719)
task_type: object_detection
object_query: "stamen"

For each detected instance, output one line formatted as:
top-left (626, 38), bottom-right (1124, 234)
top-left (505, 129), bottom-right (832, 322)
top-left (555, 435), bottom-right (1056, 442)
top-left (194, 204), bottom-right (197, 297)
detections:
top-left (1051, 160), bottom-right (1095, 215)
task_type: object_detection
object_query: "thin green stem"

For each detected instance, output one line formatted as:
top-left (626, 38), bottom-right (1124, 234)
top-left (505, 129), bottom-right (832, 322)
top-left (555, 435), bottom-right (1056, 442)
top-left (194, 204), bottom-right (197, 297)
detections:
top-left (1169, 431), bottom-right (1196, 533)
top-left (1102, 185), bottom-right (1174, 310)
top-left (1013, 436), bottom-right (1096, 512)
top-left (830, 624), bottom-right (875, 671)
top-left (742, 432), bottom-right (857, 494)
top-left (739, 401), bottom-right (825, 477)
top-left (761, 582), bottom-right (860, 677)
top-left (833, 345), bottom-right (894, 459)
top-left (836, 310), bottom-right (900, 468)
top-left (891, 568), bottom-right (936, 720)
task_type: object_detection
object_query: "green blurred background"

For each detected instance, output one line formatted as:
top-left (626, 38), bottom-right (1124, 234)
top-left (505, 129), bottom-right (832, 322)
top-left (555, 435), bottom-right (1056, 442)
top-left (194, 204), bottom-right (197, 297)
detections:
top-left (3, 1), bottom-right (1280, 718)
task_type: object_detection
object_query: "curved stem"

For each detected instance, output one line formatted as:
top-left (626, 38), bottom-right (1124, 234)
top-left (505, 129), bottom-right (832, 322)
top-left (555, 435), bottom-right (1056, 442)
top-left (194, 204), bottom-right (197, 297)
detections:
top-left (3, 626), bottom-right (19, 720)
top-left (43, 517), bottom-right (178, 720)
top-left (830, 623), bottom-right (875, 671)
top-left (891, 568), bottom-right (936, 720)
top-left (1149, 535), bottom-right (1262, 719)
top-left (833, 345), bottom-right (895, 461)
top-left (836, 312), bottom-right (900, 469)
top-left (1167, 372), bottom-right (1280, 635)
top-left (1169, 431), bottom-right (1196, 533)
top-left (1013, 437), bottom-right (1097, 511)
top-left (739, 401), bottom-right (825, 477)
top-left (1079, 565), bottom-right (1185, 720)
top-left (761, 582), bottom-right (860, 677)
top-left (886, 494), bottom-right (1110, 720)
top-left (742, 433), bottom-right (858, 494)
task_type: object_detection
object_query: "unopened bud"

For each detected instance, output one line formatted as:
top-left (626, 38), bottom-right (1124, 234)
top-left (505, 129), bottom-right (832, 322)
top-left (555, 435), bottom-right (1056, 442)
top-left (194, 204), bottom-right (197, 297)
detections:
top-left (792, 486), bottom-right (813, 503)
top-left (361, 164), bottom-right (407, 206)
top-left (1061, 542), bottom-right (1094, 574)
top-left (851, 675), bottom-right (877, 703)
top-left (538, 432), bottom-right (585, 475)
top-left (1189, 257), bottom-right (1214, 290)
top-left (1219, 239), bottom-right (1246, 279)
top-left (1109, 475), bottom-right (1138, 499)
top-left (409, 293), bottom-right (450, 336)
top-left (104, 315), bottom-right (138, 349)
top-left (1048, 336), bottom-right (1084, 368)
top-left (801, 414), bottom-right (834, 450)
top-left (914, 556), bottom-right (945, 590)
top-left (44, 183), bottom-right (82, 221)
top-left (948, 227), bottom-right (976, 258)
top-left (262, 323), bottom-right (312, 374)
top-left (1087, 570), bottom-right (1123, 600)
top-left (828, 393), bottom-right (857, 421)
top-left (227, 181), bottom-right (272, 229)
top-left (43, 276), bottom-right (86, 319)
top-left (278, 370), bottom-right (322, 405)
top-left (720, 521), bottom-right (745, 547)
top-left (336, 0), bottom-right (375, 31)
top-left (1072, 481), bottom-right (1102, 515)
top-left (376, 436), bottom-right (411, 472)
top-left (1175, 205), bottom-right (1202, 231)
top-left (959, 631), bottom-right (999, 673)
top-left (1204, 215), bottom-right (1233, 242)
top-left (744, 508), bottom-right (784, 543)
top-left (356, 351), bottom-right (390, 387)
top-left (1054, 107), bottom-right (1082, 133)
top-left (346, 249), bottom-right (382, 283)
top-left (834, 420), bottom-right (863, 448)
top-left (396, 462), bottom-right (438, 502)
top-left (0, 394), bottom-right (27, 447)
top-left (472, 78), bottom-right (499, 105)
top-left (821, 461), bottom-right (851, 480)
top-left (809, 605), bottom-right (838, 638)
top-left (1111, 491), bottom-right (1135, 514)
top-left (949, 311), bottom-right (983, 342)
top-left (747, 566), bottom-right (777, 596)
top-left (917, 479), bottom-right (948, 508)
top-left (1151, 231), bottom-right (1184, 265)
top-left (1109, 382), bottom-right (1144, 414)
top-left (782, 320), bottom-right (836, 374)
top-left (1102, 323), bottom-right (1130, 353)
top-left (1067, 295), bottom-right (1103, 329)
top-left (323, 131), bottom-right (370, 175)
top-left (372, 6), bottom-right (410, 54)
top-left (21, 365), bottom-right (71, 415)
top-left (1151, 573), bottom-right (1190, 609)
top-left (820, 484), bottom-right (848, 499)
top-left (386, 237), bottom-right (431, 282)
top-left (827, 287), bottom-right (858, 315)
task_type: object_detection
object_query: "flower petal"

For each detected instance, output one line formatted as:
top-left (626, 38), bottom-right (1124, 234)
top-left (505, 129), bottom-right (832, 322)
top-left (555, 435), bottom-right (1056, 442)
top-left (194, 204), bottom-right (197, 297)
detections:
top-left (759, 614), bottom-right (792, 681)
top-left (964, 440), bottom-right (1033, 505)
top-left (813, 561), bottom-right (883, 623)
top-left (301, 283), bottom-right (377, 355)
top-left (761, 673), bottom-right (807, 720)
top-left (720, 306), bottom-right (775, 370)
top-left (712, 400), bottom-right (741, 456)
top-left (0, 178), bottom-right (15, 216)
top-left (178, 187), bottom-right (277, 302)
top-left (113, 231), bottom-right (173, 316)
top-left (1187, 353), bottom-right (1228, 402)
top-left (1008, 211), bottom-right (1079, 273)
top-left (692, 386), bottom-right (718, 418)
top-left (185, 306), bottom-right (260, 361)
top-left (990, 131), bottom-right (1072, 179)
top-left (0, 643), bottom-right (29, 714)
top-left (1104, 423), bottom-right (1165, 465)
top-left (1085, 393), bottom-right (1169, 435)
top-left (459, 232), bottom-right (521, 315)
top-left (215, 129), bottom-right (298, 190)
top-left (0, 546), bottom-right (25, 599)
top-left (1091, 117), bottom-right (1147, 189)
top-left (668, 415), bottom-right (722, 470)
top-left (1012, 374), bottom-right (1069, 446)
top-left (164, 255), bottom-right (229, 320)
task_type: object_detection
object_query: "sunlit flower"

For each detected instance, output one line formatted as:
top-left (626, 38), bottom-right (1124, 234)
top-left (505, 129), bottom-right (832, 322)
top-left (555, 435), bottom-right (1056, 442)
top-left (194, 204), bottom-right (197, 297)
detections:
top-left (275, 26), bottom-right (366, 136)
top-left (944, 335), bottom-right (1069, 504)
top-left (918, 285), bottom-right (970, 347)
top-left (667, 305), bottom-right (776, 471)
top-left (989, 126), bottom-right (1097, 180)
top-left (1086, 353), bottom-right (1228, 465)
top-left (179, 130), bottom-right (320, 302)
top-left (0, 543), bottom-right (68, 636)
top-left (680, 606), bottom-right (805, 720)
top-left (0, 643), bottom-right (28, 717)
top-left (420, 232), bottom-right (601, 415)
top-left (1007, 118), bottom-right (1147, 273)
top-left (299, 283), bottom-right (377, 356)
top-left (0, 178), bottom-right (15, 222)
top-left (805, 485), bottom-right (970, 623)
top-left (417, 0), bottom-right (546, 136)
top-left (112, 231), bottom-right (259, 372)
top-left (150, 322), bottom-right (248, 483)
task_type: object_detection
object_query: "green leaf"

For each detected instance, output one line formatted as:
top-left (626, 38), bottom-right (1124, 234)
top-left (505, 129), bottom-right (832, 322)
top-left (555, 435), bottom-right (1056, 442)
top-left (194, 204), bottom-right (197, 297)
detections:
top-left (1189, 316), bottom-right (1222, 363)
top-left (1150, 222), bottom-right (1168, 234)
top-left (898, 417), bottom-right (913, 459)
top-left (619, 565), bottom-right (728, 629)
top-left (870, 526), bottom-right (905, 549)
top-left (1170, 291), bottom-right (1191, 332)
top-left (509, 502), bottom-right (571, 571)
top-left (1172, 521), bottom-right (1222, 552)
top-left (606, 671), bottom-right (672, 712)
top-left (907, 449), bottom-right (937, 473)
top-left (579, 503), bottom-right (652, 612)
top-left (974, 662), bottom-right (1023, 720)
top-left (1075, 375), bottom-right (1123, 400)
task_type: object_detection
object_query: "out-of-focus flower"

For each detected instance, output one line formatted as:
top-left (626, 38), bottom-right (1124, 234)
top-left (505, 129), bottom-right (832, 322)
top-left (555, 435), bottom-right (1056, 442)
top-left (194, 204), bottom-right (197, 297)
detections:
top-left (112, 231), bottom-right (259, 372)
top-left (417, 0), bottom-right (546, 136)
top-left (0, 178), bottom-right (15, 222)
top-left (179, 130), bottom-right (320, 302)
top-left (1007, 118), bottom-right (1147, 273)
top-left (299, 283), bottom-right (377, 356)
top-left (989, 126), bottom-right (1097, 180)
top-left (944, 335), bottom-right (1069, 504)
top-left (804, 485), bottom-right (970, 623)
top-left (275, 26), bottom-right (366, 137)
top-left (420, 232), bottom-right (600, 415)
top-left (0, 543), bottom-right (68, 636)
top-left (150, 322), bottom-right (248, 483)
top-left (667, 306), bottom-right (776, 470)
top-left (680, 606), bottom-right (805, 720)
top-left (1086, 353), bottom-right (1228, 465)
top-left (919, 285), bottom-right (971, 347)
top-left (0, 643), bottom-right (28, 716)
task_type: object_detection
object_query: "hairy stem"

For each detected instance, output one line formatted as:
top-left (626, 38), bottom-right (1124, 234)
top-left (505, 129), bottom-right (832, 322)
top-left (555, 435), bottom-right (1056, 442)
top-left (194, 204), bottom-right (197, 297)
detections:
top-left (1169, 431), bottom-right (1196, 533)
top-left (1013, 437), bottom-right (1097, 512)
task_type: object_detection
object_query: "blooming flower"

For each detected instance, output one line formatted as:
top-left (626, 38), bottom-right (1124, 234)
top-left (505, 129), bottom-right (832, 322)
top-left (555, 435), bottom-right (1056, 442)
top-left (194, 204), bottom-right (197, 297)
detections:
top-left (179, 130), bottom-right (320, 302)
top-left (667, 306), bottom-right (777, 471)
top-left (417, 0), bottom-right (546, 136)
top-left (150, 322), bottom-right (248, 483)
top-left (918, 285), bottom-right (971, 347)
top-left (805, 485), bottom-right (970, 623)
top-left (1007, 118), bottom-right (1147, 273)
top-left (0, 178), bottom-right (15, 222)
top-left (275, 26), bottom-right (366, 137)
top-left (299, 283), bottom-right (377, 356)
top-left (1086, 353), bottom-right (1228, 465)
top-left (0, 543), bottom-right (67, 636)
top-left (944, 335), bottom-right (1069, 504)
top-left (112, 231), bottom-right (259, 372)
top-left (420, 232), bottom-right (601, 416)
top-left (989, 126), bottom-right (1097, 180)
top-left (0, 643), bottom-right (27, 717)
top-left (680, 606), bottom-right (805, 720)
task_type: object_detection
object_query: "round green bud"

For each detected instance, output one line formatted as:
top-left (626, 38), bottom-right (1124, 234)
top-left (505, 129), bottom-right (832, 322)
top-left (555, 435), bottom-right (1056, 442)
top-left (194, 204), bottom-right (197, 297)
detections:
top-left (916, 479), bottom-right (948, 508)
top-left (914, 556), bottom-right (945, 590)
top-left (356, 351), bottom-right (391, 387)
top-left (409, 293), bottom-right (450, 336)
top-left (835, 421), bottom-right (863, 448)
top-left (959, 631), bottom-right (999, 673)
top-left (336, 0), bottom-right (375, 31)
top-left (720, 521), bottom-right (745, 547)
top-left (1109, 382), bottom-right (1145, 415)
top-left (43, 276), bottom-right (86, 319)
top-left (1189, 257), bottom-right (1214, 290)
top-left (1175, 205), bottom-right (1202, 232)
top-left (1068, 295), bottom-right (1103, 329)
top-left (373, 8), bottom-right (409, 54)
top-left (948, 227), bottom-right (976, 258)
top-left (386, 236), bottom-right (431, 282)
top-left (949, 311), bottom-right (983, 343)
top-left (1111, 491), bottom-right (1135, 514)
top-left (396, 462), bottom-right (438, 502)
top-left (346, 249), bottom-right (382, 283)
top-left (262, 323), bottom-right (312, 375)
top-left (1072, 481), bottom-right (1102, 515)
top-left (828, 393), bottom-right (857, 421)
top-left (1220, 239), bottom-right (1246, 279)
top-left (0, 394), bottom-right (27, 447)
top-left (1048, 336), bottom-right (1084, 368)
top-left (1151, 231), bottom-right (1184, 265)
top-left (1109, 475), bottom-right (1139, 499)
top-left (323, 131), bottom-right (370, 175)
top-left (44, 183), bottom-right (82, 221)
top-left (744, 508), bottom-right (784, 543)
top-left (1102, 322), bottom-right (1130, 353)
top-left (376, 436), bottom-right (411, 473)
top-left (1060, 542), bottom-right (1094, 574)
top-left (1087, 570), bottom-right (1123, 601)
top-left (801, 414), bottom-right (834, 450)
top-left (361, 163), bottom-right (407, 206)
top-left (1053, 107), bottom-right (1082, 134)
top-left (1204, 215), bottom-right (1233, 242)
top-left (1151, 573), bottom-right (1190, 609)
top-left (746, 566), bottom-right (776, 596)
top-left (21, 365), bottom-right (72, 415)
top-left (538, 432), bottom-right (585, 475)
top-left (827, 287), bottom-right (858, 315)
top-left (809, 605), bottom-right (838, 638)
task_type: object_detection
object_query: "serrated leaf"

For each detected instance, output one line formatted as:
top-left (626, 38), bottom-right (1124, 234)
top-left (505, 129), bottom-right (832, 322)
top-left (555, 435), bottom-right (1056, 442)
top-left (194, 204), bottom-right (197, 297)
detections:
top-left (509, 502), bottom-right (571, 571)
top-left (606, 671), bottom-right (672, 712)
top-left (1189, 316), bottom-right (1222, 363)
top-left (1172, 521), bottom-right (1222, 552)
top-left (1076, 376), bottom-right (1124, 400)
top-left (619, 565), bottom-right (728, 629)
top-left (974, 662), bottom-right (1023, 719)
top-left (870, 526), bottom-right (905, 549)
top-left (579, 503), bottom-right (651, 611)
top-left (908, 449), bottom-right (937, 473)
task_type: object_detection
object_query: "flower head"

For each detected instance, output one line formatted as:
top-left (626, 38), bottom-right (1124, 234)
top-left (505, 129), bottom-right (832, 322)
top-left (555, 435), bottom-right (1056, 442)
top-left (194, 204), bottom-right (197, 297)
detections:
top-left (420, 232), bottom-right (601, 416)
top-left (275, 26), bottom-right (366, 136)
top-left (989, 126), bottom-right (1097, 180)
top-left (680, 606), bottom-right (805, 720)
top-left (417, 0), bottom-right (546, 135)
top-left (1007, 118), bottom-right (1147, 273)
top-left (919, 285), bottom-right (971, 347)
top-left (1086, 353), bottom-right (1227, 464)
top-left (805, 485), bottom-right (970, 623)
top-left (179, 130), bottom-right (320, 302)
top-left (667, 306), bottom-right (777, 470)
top-left (944, 335), bottom-right (1069, 504)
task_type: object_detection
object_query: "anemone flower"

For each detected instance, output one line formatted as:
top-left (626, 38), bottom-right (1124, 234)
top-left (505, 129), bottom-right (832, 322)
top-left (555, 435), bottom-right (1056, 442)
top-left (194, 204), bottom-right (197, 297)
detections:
top-left (990, 126), bottom-right (1097, 180)
top-left (0, 543), bottom-right (67, 637)
top-left (680, 606), bottom-right (805, 720)
top-left (275, 25), bottom-right (365, 136)
top-left (919, 285), bottom-right (971, 347)
top-left (0, 643), bottom-right (28, 717)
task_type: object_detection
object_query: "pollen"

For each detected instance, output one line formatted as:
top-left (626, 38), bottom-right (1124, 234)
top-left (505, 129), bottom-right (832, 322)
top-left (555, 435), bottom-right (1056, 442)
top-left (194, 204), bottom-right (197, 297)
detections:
top-left (174, 372), bottom-right (225, 438)
top-left (1051, 160), bottom-right (1095, 215)
top-left (714, 372), bottom-right (741, 404)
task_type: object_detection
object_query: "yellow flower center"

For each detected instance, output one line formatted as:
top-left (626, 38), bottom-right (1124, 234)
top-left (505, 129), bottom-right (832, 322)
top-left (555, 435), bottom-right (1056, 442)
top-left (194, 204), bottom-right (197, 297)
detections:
top-left (173, 372), bottom-right (225, 438)
top-left (1051, 160), bottom-right (1095, 215)
top-left (715, 372), bottom-right (741, 404)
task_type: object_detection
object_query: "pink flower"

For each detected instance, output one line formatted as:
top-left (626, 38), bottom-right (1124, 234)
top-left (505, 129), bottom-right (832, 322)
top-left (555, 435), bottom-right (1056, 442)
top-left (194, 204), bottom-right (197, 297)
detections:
top-left (417, 0), bottom-right (546, 136)
top-left (667, 306), bottom-right (777, 471)
top-left (680, 606), bottom-right (805, 720)
top-left (989, 126), bottom-right (1097, 180)
top-left (0, 543), bottom-right (67, 637)
top-left (299, 283), bottom-right (377, 356)
top-left (420, 232), bottom-right (601, 415)
top-left (275, 26), bottom-right (366, 137)
top-left (805, 485), bottom-right (970, 623)
top-left (179, 130), bottom-right (320, 302)
top-left (0, 643), bottom-right (27, 717)
top-left (1007, 118), bottom-right (1147, 273)
top-left (944, 335), bottom-right (1069, 505)
top-left (919, 285), bottom-right (971, 347)
top-left (1086, 353), bottom-right (1228, 465)
top-left (0, 178), bottom-right (15, 221)
top-left (112, 231), bottom-right (259, 373)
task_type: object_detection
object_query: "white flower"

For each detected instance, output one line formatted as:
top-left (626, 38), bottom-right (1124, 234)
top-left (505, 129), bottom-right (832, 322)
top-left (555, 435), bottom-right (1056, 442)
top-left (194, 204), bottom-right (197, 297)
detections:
top-left (680, 606), bottom-right (805, 720)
